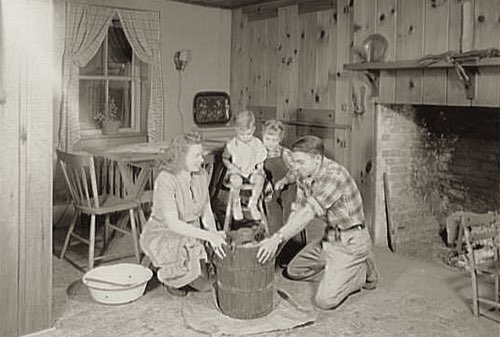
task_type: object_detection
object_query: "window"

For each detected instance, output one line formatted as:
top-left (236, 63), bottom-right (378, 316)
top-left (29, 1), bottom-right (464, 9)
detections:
top-left (79, 15), bottom-right (149, 134)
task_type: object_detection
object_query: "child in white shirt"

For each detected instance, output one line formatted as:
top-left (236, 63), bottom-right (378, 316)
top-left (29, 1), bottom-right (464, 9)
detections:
top-left (223, 110), bottom-right (267, 220)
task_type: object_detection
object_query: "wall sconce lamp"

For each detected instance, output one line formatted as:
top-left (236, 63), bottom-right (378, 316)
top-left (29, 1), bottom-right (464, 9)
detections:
top-left (174, 49), bottom-right (191, 71)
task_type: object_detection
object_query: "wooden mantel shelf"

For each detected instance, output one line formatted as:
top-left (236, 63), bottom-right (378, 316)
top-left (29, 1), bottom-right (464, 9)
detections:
top-left (344, 57), bottom-right (500, 100)
top-left (344, 57), bottom-right (500, 71)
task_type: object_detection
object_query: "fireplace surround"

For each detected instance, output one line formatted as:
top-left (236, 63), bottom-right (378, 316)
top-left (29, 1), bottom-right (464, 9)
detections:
top-left (374, 104), bottom-right (500, 250)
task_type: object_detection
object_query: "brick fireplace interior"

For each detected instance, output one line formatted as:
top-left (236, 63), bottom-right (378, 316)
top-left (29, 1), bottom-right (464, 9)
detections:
top-left (375, 104), bottom-right (500, 254)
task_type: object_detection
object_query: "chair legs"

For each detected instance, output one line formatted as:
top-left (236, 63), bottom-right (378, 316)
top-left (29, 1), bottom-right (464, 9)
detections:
top-left (59, 210), bottom-right (79, 260)
top-left (59, 208), bottom-right (142, 270)
top-left (129, 209), bottom-right (141, 263)
top-left (471, 269), bottom-right (479, 317)
top-left (88, 214), bottom-right (96, 270)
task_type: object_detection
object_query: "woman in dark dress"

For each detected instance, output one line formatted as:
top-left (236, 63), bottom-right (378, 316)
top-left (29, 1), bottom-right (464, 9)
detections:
top-left (261, 120), bottom-right (305, 265)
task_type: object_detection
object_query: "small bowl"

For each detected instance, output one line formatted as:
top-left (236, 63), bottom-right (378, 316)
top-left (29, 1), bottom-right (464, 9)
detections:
top-left (82, 263), bottom-right (153, 305)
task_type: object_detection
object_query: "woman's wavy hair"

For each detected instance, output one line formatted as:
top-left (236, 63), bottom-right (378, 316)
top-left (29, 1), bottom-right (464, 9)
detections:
top-left (158, 132), bottom-right (202, 173)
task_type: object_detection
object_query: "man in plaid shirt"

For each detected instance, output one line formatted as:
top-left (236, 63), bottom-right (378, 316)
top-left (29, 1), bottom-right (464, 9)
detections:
top-left (257, 135), bottom-right (378, 309)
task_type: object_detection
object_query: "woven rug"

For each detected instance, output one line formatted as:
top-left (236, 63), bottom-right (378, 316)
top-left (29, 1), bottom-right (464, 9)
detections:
top-left (182, 290), bottom-right (316, 337)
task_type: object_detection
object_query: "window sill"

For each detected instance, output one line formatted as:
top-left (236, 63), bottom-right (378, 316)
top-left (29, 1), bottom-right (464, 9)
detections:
top-left (77, 131), bottom-right (148, 152)
top-left (80, 130), bottom-right (146, 140)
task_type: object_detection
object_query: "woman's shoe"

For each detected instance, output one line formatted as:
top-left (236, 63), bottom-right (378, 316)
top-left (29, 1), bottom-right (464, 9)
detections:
top-left (166, 285), bottom-right (188, 297)
top-left (189, 276), bottom-right (212, 292)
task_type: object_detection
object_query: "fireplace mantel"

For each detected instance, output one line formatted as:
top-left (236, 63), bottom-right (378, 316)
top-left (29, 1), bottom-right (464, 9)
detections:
top-left (344, 56), bottom-right (500, 105)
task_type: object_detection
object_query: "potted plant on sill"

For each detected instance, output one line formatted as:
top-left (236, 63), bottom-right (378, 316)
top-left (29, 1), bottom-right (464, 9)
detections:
top-left (94, 98), bottom-right (121, 135)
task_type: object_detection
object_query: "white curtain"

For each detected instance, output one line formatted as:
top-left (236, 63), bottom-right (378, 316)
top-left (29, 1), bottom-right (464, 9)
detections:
top-left (59, 4), bottom-right (114, 151)
top-left (118, 9), bottom-right (163, 143)
top-left (59, 4), bottom-right (163, 151)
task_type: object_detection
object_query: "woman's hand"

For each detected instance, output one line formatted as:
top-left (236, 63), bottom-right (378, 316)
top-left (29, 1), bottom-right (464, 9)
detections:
top-left (256, 235), bottom-right (280, 264)
top-left (207, 231), bottom-right (227, 259)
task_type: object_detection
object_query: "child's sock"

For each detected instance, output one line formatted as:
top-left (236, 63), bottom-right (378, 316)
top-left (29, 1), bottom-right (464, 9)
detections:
top-left (247, 199), bottom-right (261, 220)
top-left (232, 196), bottom-right (243, 220)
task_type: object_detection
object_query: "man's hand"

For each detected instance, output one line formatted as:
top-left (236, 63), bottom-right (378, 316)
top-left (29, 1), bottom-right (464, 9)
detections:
top-left (256, 235), bottom-right (281, 264)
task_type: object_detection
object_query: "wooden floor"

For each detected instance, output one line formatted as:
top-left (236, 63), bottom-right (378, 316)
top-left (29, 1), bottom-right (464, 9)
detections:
top-left (44, 231), bottom-right (499, 337)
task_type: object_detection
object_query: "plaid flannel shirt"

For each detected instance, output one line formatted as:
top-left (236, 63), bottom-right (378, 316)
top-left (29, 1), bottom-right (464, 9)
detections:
top-left (292, 157), bottom-right (364, 231)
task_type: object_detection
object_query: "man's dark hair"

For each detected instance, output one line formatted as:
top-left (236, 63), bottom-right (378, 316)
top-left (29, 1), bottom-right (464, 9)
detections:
top-left (291, 135), bottom-right (324, 156)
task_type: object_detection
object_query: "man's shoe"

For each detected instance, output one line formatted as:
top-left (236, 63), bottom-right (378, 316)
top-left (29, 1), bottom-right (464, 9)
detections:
top-left (363, 256), bottom-right (379, 290)
top-left (166, 286), bottom-right (188, 297)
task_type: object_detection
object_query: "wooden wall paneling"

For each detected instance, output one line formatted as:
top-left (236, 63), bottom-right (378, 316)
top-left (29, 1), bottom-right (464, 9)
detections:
top-left (446, 0), bottom-right (469, 106)
top-left (298, 11), bottom-right (318, 109)
top-left (230, 9), bottom-right (250, 114)
top-left (277, 5), bottom-right (300, 120)
top-left (315, 8), bottom-right (338, 157)
top-left (352, 0), bottom-right (377, 237)
top-left (1, 1), bottom-right (21, 334)
top-left (248, 104), bottom-right (277, 135)
top-left (334, 0), bottom-right (353, 169)
top-left (422, 0), bottom-right (448, 105)
top-left (472, 0), bottom-right (500, 106)
top-left (315, 8), bottom-right (337, 109)
top-left (248, 20), bottom-right (266, 105)
top-left (394, 0), bottom-right (423, 104)
top-left (1, 1), bottom-right (53, 335)
top-left (377, 0), bottom-right (397, 103)
top-left (295, 108), bottom-right (336, 157)
top-left (18, 1), bottom-right (53, 334)
top-left (264, 17), bottom-right (278, 106)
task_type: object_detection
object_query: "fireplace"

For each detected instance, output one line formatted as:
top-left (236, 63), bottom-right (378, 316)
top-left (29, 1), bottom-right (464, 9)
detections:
top-left (374, 104), bottom-right (500, 252)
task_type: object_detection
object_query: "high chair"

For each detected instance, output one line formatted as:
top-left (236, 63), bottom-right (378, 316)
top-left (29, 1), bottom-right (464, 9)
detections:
top-left (222, 181), bottom-right (269, 234)
top-left (57, 150), bottom-right (142, 271)
top-left (460, 212), bottom-right (500, 321)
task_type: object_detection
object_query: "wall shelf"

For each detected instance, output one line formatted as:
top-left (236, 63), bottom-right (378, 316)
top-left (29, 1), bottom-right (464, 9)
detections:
top-left (344, 57), bottom-right (500, 101)
top-left (279, 119), bottom-right (351, 130)
top-left (344, 57), bottom-right (500, 71)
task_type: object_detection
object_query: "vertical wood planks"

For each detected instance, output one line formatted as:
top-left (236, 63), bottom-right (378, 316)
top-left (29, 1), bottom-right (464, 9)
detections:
top-left (298, 11), bottom-right (318, 108)
top-left (265, 17), bottom-right (278, 106)
top-left (422, 0), bottom-right (448, 105)
top-left (230, 9), bottom-right (250, 113)
top-left (377, 0), bottom-right (397, 103)
top-left (395, 0), bottom-right (424, 104)
top-left (277, 5), bottom-right (300, 120)
top-left (18, 0), bottom-right (53, 334)
top-left (447, 0), bottom-right (469, 106)
top-left (473, 0), bottom-right (500, 106)
top-left (1, 1), bottom-right (21, 334)
top-left (1, 1), bottom-right (53, 335)
top-left (335, 0), bottom-right (353, 169)
top-left (248, 20), bottom-right (267, 106)
top-left (316, 9), bottom-right (337, 110)
top-left (298, 8), bottom-right (337, 110)
top-left (352, 0), bottom-right (377, 236)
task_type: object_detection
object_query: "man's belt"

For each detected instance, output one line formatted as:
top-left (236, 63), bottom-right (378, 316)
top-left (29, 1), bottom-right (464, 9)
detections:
top-left (323, 223), bottom-right (365, 242)
top-left (339, 223), bottom-right (365, 232)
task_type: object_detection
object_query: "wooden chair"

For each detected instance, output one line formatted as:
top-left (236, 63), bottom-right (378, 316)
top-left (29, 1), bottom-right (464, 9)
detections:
top-left (460, 212), bottom-right (500, 321)
top-left (57, 150), bottom-right (141, 270)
